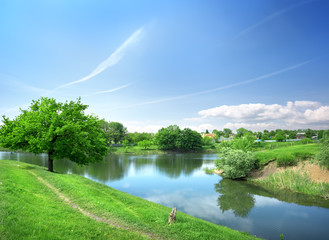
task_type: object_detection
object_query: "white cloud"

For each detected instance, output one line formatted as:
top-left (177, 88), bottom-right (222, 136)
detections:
top-left (223, 122), bottom-right (279, 132)
top-left (199, 101), bottom-right (329, 130)
top-left (56, 27), bottom-right (144, 90)
top-left (304, 106), bottom-right (329, 122)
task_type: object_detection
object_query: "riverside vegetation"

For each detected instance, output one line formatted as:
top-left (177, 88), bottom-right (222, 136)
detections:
top-left (214, 137), bottom-right (329, 198)
top-left (0, 160), bottom-right (259, 240)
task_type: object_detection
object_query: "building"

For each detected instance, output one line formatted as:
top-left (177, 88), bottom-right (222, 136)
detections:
top-left (296, 133), bottom-right (306, 140)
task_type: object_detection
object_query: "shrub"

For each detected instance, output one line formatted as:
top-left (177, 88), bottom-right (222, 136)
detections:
top-left (137, 140), bottom-right (152, 149)
top-left (317, 138), bottom-right (329, 169)
top-left (276, 154), bottom-right (296, 167)
top-left (300, 138), bottom-right (312, 144)
top-left (232, 138), bottom-right (252, 151)
top-left (215, 148), bottom-right (258, 179)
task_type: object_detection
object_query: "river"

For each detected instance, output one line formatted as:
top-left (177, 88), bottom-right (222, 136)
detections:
top-left (1, 151), bottom-right (329, 240)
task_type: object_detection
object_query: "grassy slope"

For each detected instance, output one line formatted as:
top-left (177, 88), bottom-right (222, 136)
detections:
top-left (253, 170), bottom-right (329, 199)
top-left (254, 143), bottom-right (320, 165)
top-left (0, 160), bottom-right (259, 240)
top-left (251, 144), bottom-right (329, 198)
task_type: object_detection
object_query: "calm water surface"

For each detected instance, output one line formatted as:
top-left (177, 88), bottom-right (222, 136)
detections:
top-left (1, 151), bottom-right (329, 240)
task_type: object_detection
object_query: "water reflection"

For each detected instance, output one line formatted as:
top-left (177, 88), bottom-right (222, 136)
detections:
top-left (215, 178), bottom-right (329, 219)
top-left (215, 179), bottom-right (255, 217)
top-left (53, 153), bottom-right (204, 181)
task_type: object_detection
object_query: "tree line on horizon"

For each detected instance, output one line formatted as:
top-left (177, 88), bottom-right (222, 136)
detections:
top-left (0, 97), bottom-right (328, 172)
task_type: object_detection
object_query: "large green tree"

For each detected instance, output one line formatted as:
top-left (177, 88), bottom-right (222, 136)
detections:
top-left (177, 128), bottom-right (203, 151)
top-left (154, 125), bottom-right (181, 150)
top-left (154, 125), bottom-right (202, 151)
top-left (100, 120), bottom-right (127, 144)
top-left (0, 97), bottom-right (108, 172)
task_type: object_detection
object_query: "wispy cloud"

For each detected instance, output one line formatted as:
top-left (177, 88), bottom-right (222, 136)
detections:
top-left (55, 27), bottom-right (144, 90)
top-left (236, 0), bottom-right (316, 38)
top-left (120, 59), bottom-right (314, 109)
top-left (83, 83), bottom-right (132, 97)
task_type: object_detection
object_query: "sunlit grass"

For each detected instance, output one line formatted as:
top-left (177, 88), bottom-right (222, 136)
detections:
top-left (254, 144), bottom-right (320, 165)
top-left (253, 170), bottom-right (329, 198)
top-left (0, 160), bottom-right (260, 240)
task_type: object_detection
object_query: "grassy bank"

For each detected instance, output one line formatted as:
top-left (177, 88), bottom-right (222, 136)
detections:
top-left (254, 144), bottom-right (320, 165)
top-left (0, 160), bottom-right (259, 240)
top-left (253, 170), bottom-right (329, 199)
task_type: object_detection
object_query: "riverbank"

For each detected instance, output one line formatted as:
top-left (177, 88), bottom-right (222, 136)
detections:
top-left (0, 160), bottom-right (259, 240)
top-left (213, 144), bottom-right (329, 198)
top-left (250, 161), bottom-right (329, 199)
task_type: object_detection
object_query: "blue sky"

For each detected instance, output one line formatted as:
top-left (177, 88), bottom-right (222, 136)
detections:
top-left (1, 0), bottom-right (329, 133)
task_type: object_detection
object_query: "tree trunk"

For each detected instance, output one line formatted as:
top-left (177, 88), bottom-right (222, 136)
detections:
top-left (48, 154), bottom-right (54, 172)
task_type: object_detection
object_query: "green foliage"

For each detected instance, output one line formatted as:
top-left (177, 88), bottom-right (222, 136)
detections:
top-left (274, 132), bottom-right (285, 142)
top-left (126, 132), bottom-right (153, 144)
top-left (235, 128), bottom-right (250, 138)
top-left (212, 129), bottom-right (224, 138)
top-left (223, 128), bottom-right (232, 138)
top-left (137, 140), bottom-right (152, 149)
top-left (276, 154), bottom-right (297, 167)
top-left (177, 128), bottom-right (203, 150)
top-left (154, 125), bottom-right (181, 150)
top-left (254, 144), bottom-right (319, 165)
top-left (215, 148), bottom-right (258, 179)
top-left (232, 138), bottom-right (253, 151)
top-left (217, 138), bottom-right (252, 152)
top-left (300, 138), bottom-right (311, 144)
top-left (154, 125), bottom-right (202, 151)
top-left (316, 137), bottom-right (329, 168)
top-left (0, 97), bottom-right (108, 172)
top-left (202, 136), bottom-right (214, 148)
top-left (218, 140), bottom-right (233, 149)
top-left (101, 120), bottom-right (127, 144)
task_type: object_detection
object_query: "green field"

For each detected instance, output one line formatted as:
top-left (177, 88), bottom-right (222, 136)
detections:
top-left (0, 160), bottom-right (259, 240)
top-left (254, 143), bottom-right (320, 165)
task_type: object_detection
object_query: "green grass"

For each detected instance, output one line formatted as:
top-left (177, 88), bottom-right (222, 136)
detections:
top-left (253, 170), bottom-right (329, 199)
top-left (254, 144), bottom-right (320, 165)
top-left (0, 160), bottom-right (260, 240)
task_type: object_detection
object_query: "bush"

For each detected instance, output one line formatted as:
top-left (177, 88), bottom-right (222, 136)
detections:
top-left (300, 138), bottom-right (312, 144)
top-left (137, 140), bottom-right (152, 149)
top-left (317, 138), bottom-right (329, 169)
top-left (276, 154), bottom-right (296, 167)
top-left (232, 138), bottom-right (252, 151)
top-left (215, 148), bottom-right (258, 179)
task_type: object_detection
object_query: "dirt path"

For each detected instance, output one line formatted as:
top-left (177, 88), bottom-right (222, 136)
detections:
top-left (28, 171), bottom-right (161, 240)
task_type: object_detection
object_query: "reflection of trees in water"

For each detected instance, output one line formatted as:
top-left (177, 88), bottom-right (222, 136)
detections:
top-left (55, 154), bottom-right (130, 182)
top-left (86, 154), bottom-right (130, 182)
top-left (215, 178), bottom-right (329, 218)
top-left (55, 153), bottom-right (203, 181)
top-left (0, 152), bottom-right (49, 167)
top-left (154, 154), bottom-right (203, 178)
top-left (215, 179), bottom-right (255, 218)
top-left (3, 152), bottom-right (206, 181)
